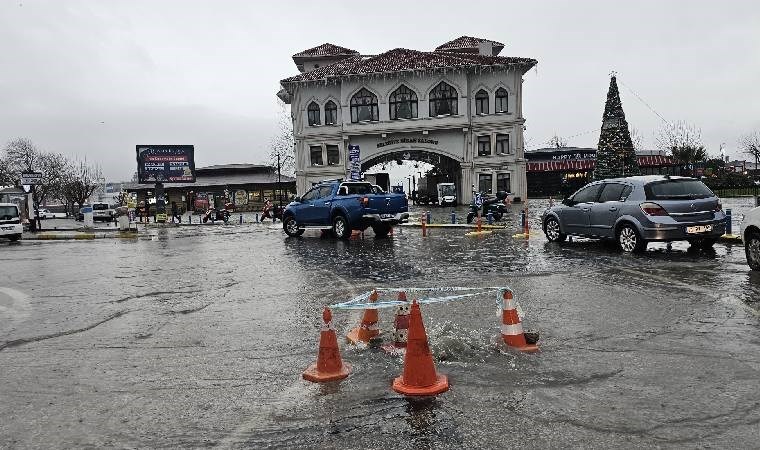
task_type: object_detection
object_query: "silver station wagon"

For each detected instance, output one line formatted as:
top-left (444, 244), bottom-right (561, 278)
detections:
top-left (542, 176), bottom-right (726, 252)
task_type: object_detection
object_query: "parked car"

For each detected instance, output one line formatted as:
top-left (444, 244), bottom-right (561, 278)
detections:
top-left (542, 176), bottom-right (726, 252)
top-left (75, 205), bottom-right (91, 222)
top-left (282, 180), bottom-right (409, 238)
top-left (36, 209), bottom-right (67, 219)
top-left (0, 203), bottom-right (23, 241)
top-left (740, 205), bottom-right (760, 270)
top-left (92, 203), bottom-right (115, 222)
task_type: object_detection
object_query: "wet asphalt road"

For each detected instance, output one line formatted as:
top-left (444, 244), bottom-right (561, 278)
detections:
top-left (1, 199), bottom-right (759, 449)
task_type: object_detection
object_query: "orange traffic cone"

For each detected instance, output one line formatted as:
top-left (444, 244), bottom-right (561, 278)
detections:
top-left (392, 299), bottom-right (449, 396)
top-left (500, 289), bottom-right (539, 353)
top-left (303, 308), bottom-right (351, 382)
top-left (346, 290), bottom-right (381, 345)
top-left (382, 291), bottom-right (410, 355)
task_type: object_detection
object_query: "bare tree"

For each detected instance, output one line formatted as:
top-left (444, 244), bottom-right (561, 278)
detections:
top-left (268, 100), bottom-right (295, 176)
top-left (739, 132), bottom-right (760, 178)
top-left (548, 134), bottom-right (568, 148)
top-left (62, 158), bottom-right (102, 211)
top-left (656, 121), bottom-right (707, 164)
top-left (2, 138), bottom-right (69, 230)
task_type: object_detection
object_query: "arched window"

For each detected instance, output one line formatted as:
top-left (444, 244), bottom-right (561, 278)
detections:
top-left (429, 82), bottom-right (458, 117)
top-left (495, 88), bottom-right (508, 113)
top-left (475, 89), bottom-right (489, 115)
top-left (350, 88), bottom-right (378, 123)
top-left (307, 102), bottom-right (320, 126)
top-left (324, 100), bottom-right (338, 125)
top-left (389, 85), bottom-right (418, 120)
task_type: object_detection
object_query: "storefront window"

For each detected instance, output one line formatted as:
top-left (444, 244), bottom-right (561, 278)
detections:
top-left (248, 190), bottom-right (262, 202)
top-left (326, 145), bottom-right (340, 166)
top-left (262, 190), bottom-right (274, 202)
top-left (478, 174), bottom-right (493, 194)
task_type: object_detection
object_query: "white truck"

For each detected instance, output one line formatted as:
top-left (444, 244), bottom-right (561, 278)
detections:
top-left (0, 203), bottom-right (23, 241)
top-left (436, 182), bottom-right (457, 206)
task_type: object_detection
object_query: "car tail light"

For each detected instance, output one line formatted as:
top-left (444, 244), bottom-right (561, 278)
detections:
top-left (640, 202), bottom-right (668, 216)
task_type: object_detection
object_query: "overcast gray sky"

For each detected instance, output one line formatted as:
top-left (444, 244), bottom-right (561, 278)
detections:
top-left (1, 0), bottom-right (759, 181)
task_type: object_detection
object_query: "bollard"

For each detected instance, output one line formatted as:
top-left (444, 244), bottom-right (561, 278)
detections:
top-left (421, 212), bottom-right (427, 237)
top-left (255, 213), bottom-right (259, 223)
top-left (426, 210), bottom-right (432, 225)
top-left (450, 211), bottom-right (456, 224)
top-left (725, 209), bottom-right (732, 235)
top-left (487, 211), bottom-right (494, 225)
top-left (756, 196), bottom-right (760, 207)
top-left (239, 214), bottom-right (243, 224)
top-left (519, 210), bottom-right (526, 228)
top-left (549, 197), bottom-right (554, 207)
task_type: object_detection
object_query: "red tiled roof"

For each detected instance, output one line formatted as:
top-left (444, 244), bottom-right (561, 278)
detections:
top-left (282, 48), bottom-right (537, 84)
top-left (435, 36), bottom-right (505, 52)
top-left (292, 43), bottom-right (359, 58)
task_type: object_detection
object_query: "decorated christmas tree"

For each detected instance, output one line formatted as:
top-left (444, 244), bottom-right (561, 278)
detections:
top-left (594, 75), bottom-right (640, 180)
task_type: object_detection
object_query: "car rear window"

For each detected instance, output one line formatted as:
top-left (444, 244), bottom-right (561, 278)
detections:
top-left (645, 179), bottom-right (714, 200)
top-left (341, 183), bottom-right (373, 195)
top-left (93, 204), bottom-right (110, 210)
top-left (0, 205), bottom-right (19, 220)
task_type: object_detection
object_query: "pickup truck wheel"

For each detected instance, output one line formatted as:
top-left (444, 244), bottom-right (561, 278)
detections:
top-left (8, 234), bottom-right (21, 242)
top-left (332, 215), bottom-right (351, 239)
top-left (372, 224), bottom-right (391, 238)
top-left (283, 216), bottom-right (303, 237)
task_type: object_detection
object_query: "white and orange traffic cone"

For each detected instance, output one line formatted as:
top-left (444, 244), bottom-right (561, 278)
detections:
top-left (346, 290), bottom-right (381, 345)
top-left (303, 308), bottom-right (351, 382)
top-left (382, 291), bottom-right (410, 355)
top-left (500, 289), bottom-right (539, 353)
top-left (392, 299), bottom-right (449, 396)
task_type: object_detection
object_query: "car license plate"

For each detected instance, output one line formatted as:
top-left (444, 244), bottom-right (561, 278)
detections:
top-left (686, 225), bottom-right (712, 234)
top-left (381, 214), bottom-right (394, 219)
top-left (1, 226), bottom-right (13, 230)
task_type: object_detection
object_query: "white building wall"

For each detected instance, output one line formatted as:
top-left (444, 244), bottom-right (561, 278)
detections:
top-left (289, 67), bottom-right (530, 202)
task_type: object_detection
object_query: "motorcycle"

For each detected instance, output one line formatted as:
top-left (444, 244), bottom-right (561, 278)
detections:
top-left (202, 207), bottom-right (231, 224)
top-left (261, 203), bottom-right (283, 223)
top-left (466, 190), bottom-right (510, 224)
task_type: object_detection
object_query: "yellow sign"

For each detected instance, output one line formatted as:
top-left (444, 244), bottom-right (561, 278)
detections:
top-left (156, 213), bottom-right (167, 222)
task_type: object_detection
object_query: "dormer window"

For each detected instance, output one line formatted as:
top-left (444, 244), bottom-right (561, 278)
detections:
top-left (307, 102), bottom-right (321, 126)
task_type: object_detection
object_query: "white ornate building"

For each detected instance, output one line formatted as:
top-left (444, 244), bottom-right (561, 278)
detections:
top-left (278, 36), bottom-right (537, 203)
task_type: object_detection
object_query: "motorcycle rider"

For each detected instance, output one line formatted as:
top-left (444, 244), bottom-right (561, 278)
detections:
top-left (261, 198), bottom-right (275, 223)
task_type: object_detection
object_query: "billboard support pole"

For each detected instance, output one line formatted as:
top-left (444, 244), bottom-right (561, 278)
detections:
top-left (155, 182), bottom-right (166, 223)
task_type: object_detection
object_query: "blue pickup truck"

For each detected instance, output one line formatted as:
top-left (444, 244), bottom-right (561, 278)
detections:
top-left (282, 181), bottom-right (409, 238)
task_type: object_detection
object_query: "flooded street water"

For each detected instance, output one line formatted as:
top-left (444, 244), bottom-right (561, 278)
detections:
top-left (1, 199), bottom-right (759, 448)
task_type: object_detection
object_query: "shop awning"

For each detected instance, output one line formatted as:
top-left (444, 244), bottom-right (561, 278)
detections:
top-left (527, 155), bottom-right (675, 172)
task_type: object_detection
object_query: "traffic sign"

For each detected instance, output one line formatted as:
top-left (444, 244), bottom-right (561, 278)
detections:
top-left (21, 172), bottom-right (43, 185)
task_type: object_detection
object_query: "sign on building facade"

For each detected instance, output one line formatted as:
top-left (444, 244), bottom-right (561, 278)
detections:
top-left (348, 145), bottom-right (361, 181)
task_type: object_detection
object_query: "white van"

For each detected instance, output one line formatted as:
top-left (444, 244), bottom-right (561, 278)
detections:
top-left (0, 203), bottom-right (23, 241)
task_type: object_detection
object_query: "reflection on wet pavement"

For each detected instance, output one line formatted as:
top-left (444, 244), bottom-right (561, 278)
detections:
top-left (0, 199), bottom-right (758, 447)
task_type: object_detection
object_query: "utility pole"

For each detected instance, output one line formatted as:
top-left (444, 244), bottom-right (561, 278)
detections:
top-left (277, 152), bottom-right (282, 209)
